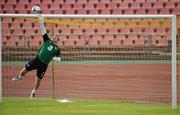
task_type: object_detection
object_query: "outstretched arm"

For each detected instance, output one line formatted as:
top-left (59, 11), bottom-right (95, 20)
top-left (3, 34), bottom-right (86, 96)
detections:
top-left (53, 50), bottom-right (61, 62)
top-left (37, 14), bottom-right (49, 41)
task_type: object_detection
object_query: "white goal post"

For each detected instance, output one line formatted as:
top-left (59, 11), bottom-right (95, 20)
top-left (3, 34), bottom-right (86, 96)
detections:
top-left (0, 14), bottom-right (177, 109)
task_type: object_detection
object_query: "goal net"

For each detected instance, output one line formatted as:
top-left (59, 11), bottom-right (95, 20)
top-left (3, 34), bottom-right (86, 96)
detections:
top-left (0, 14), bottom-right (177, 109)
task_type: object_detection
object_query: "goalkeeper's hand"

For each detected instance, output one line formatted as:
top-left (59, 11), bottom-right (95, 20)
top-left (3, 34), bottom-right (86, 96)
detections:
top-left (37, 14), bottom-right (44, 23)
top-left (53, 57), bottom-right (61, 62)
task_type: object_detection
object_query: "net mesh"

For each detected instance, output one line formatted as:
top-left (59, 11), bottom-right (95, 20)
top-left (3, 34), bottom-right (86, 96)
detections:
top-left (1, 16), bottom-right (179, 103)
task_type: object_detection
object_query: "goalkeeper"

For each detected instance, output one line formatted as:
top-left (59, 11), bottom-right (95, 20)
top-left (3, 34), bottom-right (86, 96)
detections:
top-left (12, 14), bottom-right (61, 99)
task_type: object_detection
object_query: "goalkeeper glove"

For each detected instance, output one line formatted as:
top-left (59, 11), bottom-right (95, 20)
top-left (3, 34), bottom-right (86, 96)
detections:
top-left (53, 57), bottom-right (61, 62)
top-left (37, 14), bottom-right (44, 23)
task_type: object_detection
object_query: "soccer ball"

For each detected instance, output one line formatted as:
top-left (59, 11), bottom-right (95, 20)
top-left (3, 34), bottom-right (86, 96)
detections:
top-left (32, 5), bottom-right (41, 14)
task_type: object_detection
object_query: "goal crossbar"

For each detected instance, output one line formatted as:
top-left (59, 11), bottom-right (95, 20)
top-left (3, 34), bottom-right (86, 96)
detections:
top-left (0, 14), bottom-right (177, 109)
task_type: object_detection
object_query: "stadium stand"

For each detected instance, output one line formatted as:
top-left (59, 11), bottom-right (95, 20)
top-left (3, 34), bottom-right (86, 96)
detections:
top-left (1, 0), bottom-right (180, 47)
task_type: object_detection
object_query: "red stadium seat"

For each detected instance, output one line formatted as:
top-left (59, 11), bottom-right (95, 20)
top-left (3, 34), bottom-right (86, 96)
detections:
top-left (88, 0), bottom-right (99, 3)
top-left (61, 3), bottom-right (72, 10)
top-left (111, 9), bottom-right (123, 14)
top-left (108, 2), bottom-right (119, 9)
top-left (96, 3), bottom-right (107, 9)
top-left (131, 2), bottom-right (141, 9)
top-left (6, 0), bottom-right (17, 4)
top-left (99, 9), bottom-right (111, 14)
top-left (50, 3), bottom-right (60, 10)
top-left (135, 0), bottom-right (146, 3)
top-left (123, 0), bottom-right (134, 3)
top-left (172, 8), bottom-right (180, 15)
top-left (123, 9), bottom-right (134, 14)
top-left (30, 0), bottom-right (41, 5)
top-left (142, 2), bottom-right (152, 8)
top-left (83, 28), bottom-right (95, 34)
top-left (73, 3), bottom-right (84, 9)
top-left (85, 3), bottom-right (95, 9)
top-left (87, 9), bottom-right (98, 14)
top-left (76, 39), bottom-right (86, 46)
top-left (63, 9), bottom-right (75, 14)
top-left (119, 2), bottom-right (130, 9)
top-left (146, 0), bottom-right (157, 3)
top-left (165, 2), bottom-right (175, 9)
top-left (146, 8), bottom-right (158, 14)
top-left (65, 0), bottom-right (76, 3)
top-left (72, 28), bottom-right (83, 34)
top-left (76, 0), bottom-right (88, 3)
top-left (108, 28), bottom-right (118, 34)
top-left (153, 2), bottom-right (164, 9)
top-left (136, 9), bottom-right (146, 14)
top-left (159, 9), bottom-right (170, 14)
top-left (75, 9), bottom-right (87, 14)
top-left (14, 29), bottom-right (23, 35)
top-left (42, 0), bottom-right (52, 4)
top-left (53, 10), bottom-right (63, 14)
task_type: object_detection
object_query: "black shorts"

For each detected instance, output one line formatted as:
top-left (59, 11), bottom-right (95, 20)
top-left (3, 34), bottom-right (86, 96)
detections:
top-left (25, 57), bottom-right (48, 79)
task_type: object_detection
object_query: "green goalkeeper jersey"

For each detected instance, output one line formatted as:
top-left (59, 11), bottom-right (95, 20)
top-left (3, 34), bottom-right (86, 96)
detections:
top-left (37, 34), bottom-right (60, 64)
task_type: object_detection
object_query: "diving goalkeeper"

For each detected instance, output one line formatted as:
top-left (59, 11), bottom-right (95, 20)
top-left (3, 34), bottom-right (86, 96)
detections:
top-left (12, 14), bottom-right (61, 99)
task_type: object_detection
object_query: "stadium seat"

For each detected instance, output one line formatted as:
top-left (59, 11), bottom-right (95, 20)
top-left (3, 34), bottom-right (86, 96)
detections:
top-left (61, 3), bottom-right (72, 10)
top-left (153, 2), bottom-right (164, 8)
top-left (6, 0), bottom-right (17, 4)
top-left (63, 9), bottom-right (75, 14)
top-left (96, 3), bottom-right (107, 9)
top-left (159, 9), bottom-right (170, 14)
top-left (53, 10), bottom-right (63, 14)
top-left (42, 0), bottom-right (52, 4)
top-left (131, 2), bottom-right (141, 9)
top-left (111, 9), bottom-right (123, 14)
top-left (99, 9), bottom-right (111, 14)
top-left (106, 28), bottom-right (117, 34)
top-left (85, 3), bottom-right (95, 9)
top-left (30, 0), bottom-right (41, 5)
top-left (142, 2), bottom-right (152, 8)
top-left (124, 9), bottom-right (134, 14)
top-left (136, 9), bottom-right (146, 14)
top-left (135, 0), bottom-right (146, 3)
top-left (6, 37), bottom-right (19, 46)
top-left (73, 3), bottom-right (84, 9)
top-left (2, 28), bottom-right (10, 35)
top-left (172, 8), bottom-right (180, 15)
top-left (83, 28), bottom-right (95, 34)
top-left (59, 28), bottom-right (72, 34)
top-left (14, 29), bottom-right (23, 35)
top-left (76, 38), bottom-right (86, 46)
top-left (22, 21), bottom-right (33, 29)
top-left (42, 9), bottom-right (52, 14)
top-left (72, 28), bottom-right (83, 34)
top-left (146, 8), bottom-right (158, 14)
top-left (111, 38), bottom-right (123, 45)
top-left (50, 3), bottom-right (60, 10)
top-left (96, 28), bottom-right (107, 34)
top-left (146, 0), bottom-right (157, 3)
top-left (165, 2), bottom-right (175, 9)
top-left (108, 2), bottom-right (119, 9)
top-left (76, 0), bottom-right (88, 3)
top-left (65, 0), bottom-right (76, 3)
top-left (119, 2), bottom-right (130, 9)
top-left (136, 37), bottom-right (145, 45)
top-left (75, 9), bottom-right (86, 14)
top-left (87, 9), bottom-right (98, 14)
top-left (88, 0), bottom-right (99, 3)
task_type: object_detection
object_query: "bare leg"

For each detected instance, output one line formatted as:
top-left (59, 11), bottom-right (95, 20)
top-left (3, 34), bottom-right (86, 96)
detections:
top-left (19, 67), bottom-right (28, 77)
top-left (30, 77), bottom-right (41, 99)
top-left (12, 67), bottom-right (29, 81)
top-left (34, 77), bottom-right (41, 90)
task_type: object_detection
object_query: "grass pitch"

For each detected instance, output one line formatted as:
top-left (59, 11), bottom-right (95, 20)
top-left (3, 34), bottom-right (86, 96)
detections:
top-left (0, 97), bottom-right (179, 115)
